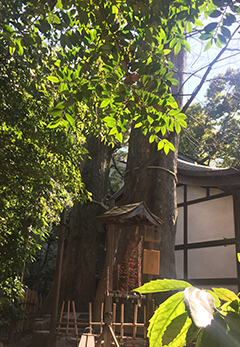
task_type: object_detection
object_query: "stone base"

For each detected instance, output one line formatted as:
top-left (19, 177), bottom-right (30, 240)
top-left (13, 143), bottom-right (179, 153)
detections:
top-left (31, 330), bottom-right (50, 347)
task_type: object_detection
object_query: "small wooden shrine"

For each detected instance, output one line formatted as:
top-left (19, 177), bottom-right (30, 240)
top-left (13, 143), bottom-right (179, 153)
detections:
top-left (97, 201), bottom-right (163, 289)
top-left (96, 201), bottom-right (163, 347)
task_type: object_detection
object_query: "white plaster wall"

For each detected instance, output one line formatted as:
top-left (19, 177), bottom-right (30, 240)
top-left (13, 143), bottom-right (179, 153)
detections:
top-left (188, 195), bottom-right (235, 243)
top-left (177, 185), bottom-right (184, 204)
top-left (175, 250), bottom-right (184, 279)
top-left (187, 185), bottom-right (207, 201)
top-left (188, 245), bottom-right (237, 279)
top-left (210, 188), bottom-right (224, 196)
top-left (176, 207), bottom-right (184, 245)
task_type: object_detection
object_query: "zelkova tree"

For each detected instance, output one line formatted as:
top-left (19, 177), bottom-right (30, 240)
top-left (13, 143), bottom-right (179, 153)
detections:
top-left (2, 0), bottom-right (240, 314)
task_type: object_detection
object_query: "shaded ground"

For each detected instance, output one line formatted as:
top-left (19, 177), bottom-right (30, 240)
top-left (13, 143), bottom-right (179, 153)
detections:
top-left (0, 331), bottom-right (32, 347)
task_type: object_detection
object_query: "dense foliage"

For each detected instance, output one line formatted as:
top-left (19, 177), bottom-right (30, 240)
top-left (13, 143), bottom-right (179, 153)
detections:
top-left (135, 279), bottom-right (240, 347)
top-left (180, 69), bottom-right (240, 167)
top-left (0, 36), bottom-right (88, 309)
top-left (4, 0), bottom-right (240, 153)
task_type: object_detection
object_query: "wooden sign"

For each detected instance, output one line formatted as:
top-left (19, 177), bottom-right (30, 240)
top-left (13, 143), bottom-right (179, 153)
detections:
top-left (144, 225), bottom-right (161, 243)
top-left (143, 249), bottom-right (160, 275)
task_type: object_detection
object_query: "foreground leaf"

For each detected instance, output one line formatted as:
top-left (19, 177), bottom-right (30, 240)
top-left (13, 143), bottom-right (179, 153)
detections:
top-left (162, 312), bottom-right (192, 347)
top-left (212, 288), bottom-right (239, 302)
top-left (148, 292), bottom-right (186, 347)
top-left (134, 279), bottom-right (192, 294)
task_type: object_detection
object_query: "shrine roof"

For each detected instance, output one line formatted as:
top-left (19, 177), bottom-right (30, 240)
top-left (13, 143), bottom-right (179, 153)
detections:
top-left (177, 159), bottom-right (240, 188)
top-left (97, 201), bottom-right (163, 227)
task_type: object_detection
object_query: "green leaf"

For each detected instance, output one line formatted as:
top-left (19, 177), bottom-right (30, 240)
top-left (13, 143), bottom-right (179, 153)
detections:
top-left (47, 118), bottom-right (62, 128)
top-left (215, 37), bottom-right (222, 48)
top-left (65, 113), bottom-right (75, 127)
top-left (205, 289), bottom-right (221, 307)
top-left (109, 127), bottom-right (117, 135)
top-left (220, 26), bottom-right (231, 38)
top-left (204, 22), bottom-right (218, 33)
top-left (204, 40), bottom-right (212, 52)
top-left (163, 49), bottom-right (171, 55)
top-left (212, 288), bottom-right (239, 302)
top-left (179, 119), bottom-right (187, 128)
top-left (47, 76), bottom-right (60, 83)
top-left (195, 19), bottom-right (203, 27)
top-left (186, 323), bottom-right (200, 346)
top-left (100, 99), bottom-right (111, 108)
top-left (182, 40), bottom-right (190, 52)
top-left (162, 312), bottom-right (192, 347)
top-left (4, 24), bottom-right (14, 33)
top-left (164, 144), bottom-right (170, 155)
top-left (165, 72), bottom-right (174, 79)
top-left (169, 38), bottom-right (177, 49)
top-left (200, 33), bottom-right (212, 40)
top-left (196, 314), bottom-right (229, 347)
top-left (116, 131), bottom-right (123, 142)
top-left (9, 45), bottom-right (16, 55)
top-left (166, 140), bottom-right (175, 152)
top-left (169, 78), bottom-right (179, 86)
top-left (175, 120), bottom-right (181, 134)
top-left (174, 42), bottom-right (181, 55)
top-left (175, 113), bottom-right (186, 120)
top-left (16, 40), bottom-right (23, 56)
top-left (147, 292), bottom-right (186, 347)
top-left (157, 140), bottom-right (164, 151)
top-left (209, 10), bottom-right (222, 18)
top-left (48, 108), bottom-right (63, 117)
top-left (217, 34), bottom-right (227, 44)
top-left (103, 116), bottom-right (116, 127)
top-left (223, 13), bottom-right (236, 26)
top-left (237, 253), bottom-right (240, 263)
top-left (135, 122), bottom-right (143, 128)
top-left (186, 22), bottom-right (192, 33)
top-left (149, 135), bottom-right (155, 143)
top-left (134, 279), bottom-right (192, 294)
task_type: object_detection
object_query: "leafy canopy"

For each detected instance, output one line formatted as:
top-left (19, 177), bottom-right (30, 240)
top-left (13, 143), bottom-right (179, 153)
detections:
top-left (3, 0), bottom-right (239, 153)
top-left (180, 68), bottom-right (240, 167)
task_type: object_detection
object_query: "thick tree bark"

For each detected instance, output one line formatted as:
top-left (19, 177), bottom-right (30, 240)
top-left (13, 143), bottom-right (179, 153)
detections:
top-left (58, 137), bottom-right (113, 312)
top-left (121, 49), bottom-right (186, 285)
top-left (42, 136), bottom-right (113, 314)
top-left (94, 49), bottom-right (186, 313)
top-left (121, 129), bottom-right (179, 280)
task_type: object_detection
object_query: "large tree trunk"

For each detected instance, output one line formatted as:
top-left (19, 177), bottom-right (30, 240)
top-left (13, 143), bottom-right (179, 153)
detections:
top-left (42, 136), bottom-right (113, 314)
top-left (121, 129), bottom-right (179, 280)
top-left (121, 49), bottom-right (186, 285)
top-left (94, 49), bottom-right (186, 315)
top-left (58, 137), bottom-right (113, 312)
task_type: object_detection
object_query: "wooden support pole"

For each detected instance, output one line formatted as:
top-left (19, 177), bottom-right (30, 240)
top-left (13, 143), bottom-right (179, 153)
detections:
top-left (89, 302), bottom-right (92, 330)
top-left (66, 300), bottom-right (70, 336)
top-left (120, 304), bottom-right (124, 346)
top-left (72, 301), bottom-right (78, 341)
top-left (57, 301), bottom-right (65, 334)
top-left (48, 209), bottom-right (66, 347)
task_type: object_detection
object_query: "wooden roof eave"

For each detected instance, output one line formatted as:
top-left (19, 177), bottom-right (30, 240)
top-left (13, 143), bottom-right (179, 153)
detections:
top-left (97, 201), bottom-right (163, 227)
top-left (178, 173), bottom-right (240, 188)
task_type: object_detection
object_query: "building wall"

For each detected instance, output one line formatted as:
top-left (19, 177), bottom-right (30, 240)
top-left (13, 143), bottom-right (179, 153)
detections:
top-left (176, 184), bottom-right (238, 292)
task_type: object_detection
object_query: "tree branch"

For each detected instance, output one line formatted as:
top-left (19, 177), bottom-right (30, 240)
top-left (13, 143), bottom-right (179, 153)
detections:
top-left (181, 25), bottom-right (240, 114)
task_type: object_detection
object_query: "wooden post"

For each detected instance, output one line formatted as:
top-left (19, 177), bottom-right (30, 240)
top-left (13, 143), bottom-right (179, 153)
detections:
top-left (104, 225), bottom-right (114, 347)
top-left (48, 209), bottom-right (66, 347)
top-left (72, 301), bottom-right (78, 341)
